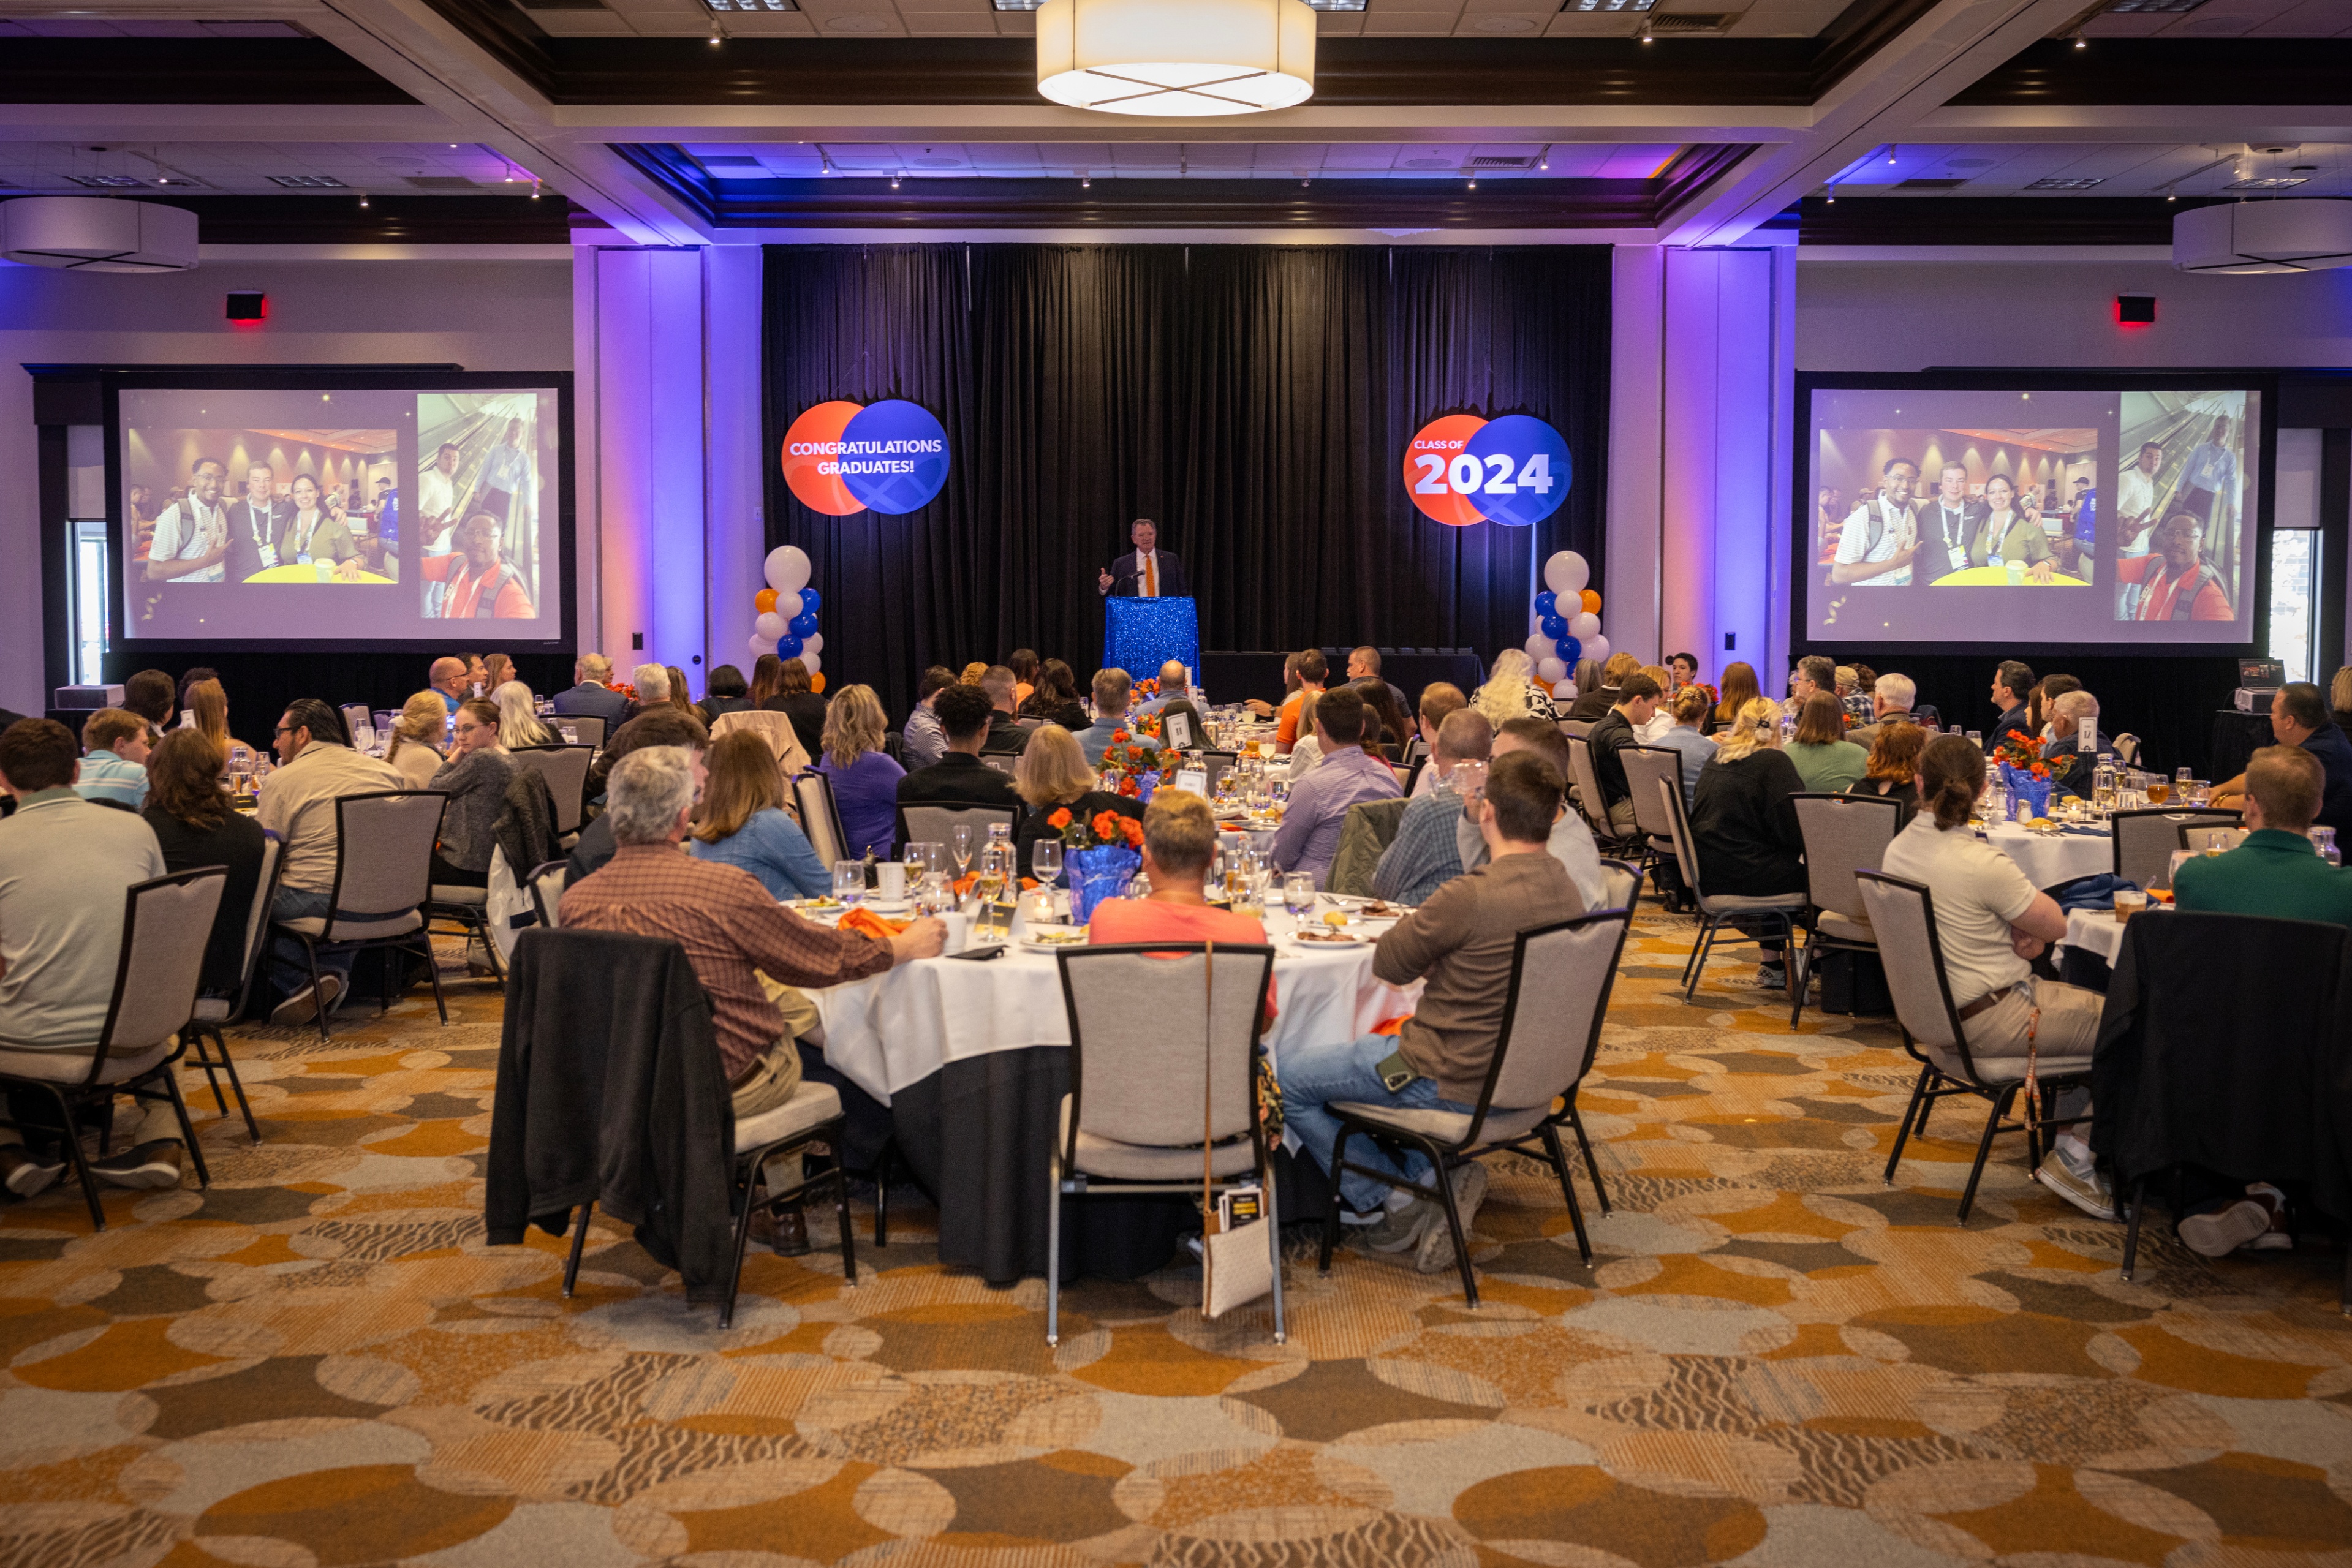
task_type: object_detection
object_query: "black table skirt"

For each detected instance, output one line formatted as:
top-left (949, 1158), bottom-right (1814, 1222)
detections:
top-left (2207, 709), bottom-right (2274, 785)
top-left (883, 1045), bottom-right (1333, 1287)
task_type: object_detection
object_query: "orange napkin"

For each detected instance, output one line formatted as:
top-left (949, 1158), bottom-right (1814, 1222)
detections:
top-left (838, 907), bottom-right (910, 941)
top-left (1371, 1014), bottom-right (1412, 1036)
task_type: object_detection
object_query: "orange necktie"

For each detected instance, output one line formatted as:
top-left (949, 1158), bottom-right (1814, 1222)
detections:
top-left (1144, 553), bottom-right (1157, 597)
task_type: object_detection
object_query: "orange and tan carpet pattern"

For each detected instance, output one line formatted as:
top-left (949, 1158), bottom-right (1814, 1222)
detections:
top-left (7, 912), bottom-right (2352, 1567)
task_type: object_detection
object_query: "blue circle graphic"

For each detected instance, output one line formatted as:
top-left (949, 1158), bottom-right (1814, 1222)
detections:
top-left (1459, 415), bottom-right (1572, 528)
top-left (837, 399), bottom-right (950, 515)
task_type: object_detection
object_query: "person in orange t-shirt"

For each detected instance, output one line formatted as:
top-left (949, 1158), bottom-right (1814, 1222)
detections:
top-left (1087, 790), bottom-right (1277, 1025)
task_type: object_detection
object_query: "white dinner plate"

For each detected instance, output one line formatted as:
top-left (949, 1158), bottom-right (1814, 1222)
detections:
top-left (1018, 924), bottom-right (1091, 952)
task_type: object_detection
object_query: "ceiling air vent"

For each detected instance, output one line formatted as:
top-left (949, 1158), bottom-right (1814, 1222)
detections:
top-left (1469, 156), bottom-right (1537, 169)
top-left (2025, 176), bottom-right (2105, 190)
top-left (64, 175), bottom-right (149, 189)
top-left (1897, 178), bottom-right (1970, 190)
top-left (1649, 12), bottom-right (1736, 31)
top-left (403, 176), bottom-right (478, 189)
top-left (520, 0), bottom-right (611, 9)
top-left (269, 175), bottom-right (347, 189)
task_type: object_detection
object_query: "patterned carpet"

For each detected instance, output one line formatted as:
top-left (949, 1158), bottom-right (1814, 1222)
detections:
top-left (7, 908), bottom-right (2352, 1568)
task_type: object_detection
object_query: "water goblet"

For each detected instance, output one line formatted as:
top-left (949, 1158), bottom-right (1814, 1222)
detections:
top-left (832, 861), bottom-right (866, 908)
top-left (1283, 872), bottom-right (1315, 918)
top-left (951, 823), bottom-right (975, 880)
top-left (1032, 838), bottom-right (1063, 887)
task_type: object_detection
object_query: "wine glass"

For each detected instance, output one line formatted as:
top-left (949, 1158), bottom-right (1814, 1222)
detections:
top-left (951, 823), bottom-right (975, 880)
top-left (1032, 838), bottom-right (1063, 887)
top-left (832, 861), bottom-right (866, 908)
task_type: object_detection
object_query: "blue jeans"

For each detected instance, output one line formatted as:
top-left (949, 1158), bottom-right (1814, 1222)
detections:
top-left (1280, 1032), bottom-right (1475, 1214)
top-left (269, 888), bottom-right (361, 995)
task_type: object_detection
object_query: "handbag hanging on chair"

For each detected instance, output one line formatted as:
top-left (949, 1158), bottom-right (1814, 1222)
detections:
top-left (1200, 941), bottom-right (1274, 1319)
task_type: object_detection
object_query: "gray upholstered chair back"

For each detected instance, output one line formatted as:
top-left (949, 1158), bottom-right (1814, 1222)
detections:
top-left (983, 755), bottom-right (1018, 777)
top-left (1061, 945), bottom-right (1271, 1149)
top-left (1621, 746), bottom-right (1683, 840)
top-left (1559, 719), bottom-right (1592, 739)
top-left (1597, 858), bottom-right (1641, 912)
top-left (556, 714), bottom-right (605, 748)
top-left (328, 793), bottom-right (444, 938)
top-left (1792, 793), bottom-right (1904, 919)
top-left (1853, 872), bottom-right (1962, 1054)
top-left (2179, 824), bottom-right (2249, 854)
top-left (1198, 751), bottom-right (1238, 797)
top-left (233, 838), bottom-right (283, 996)
top-left (529, 861), bottom-right (569, 928)
top-left (1485, 910), bottom-right (1632, 1111)
top-left (1564, 737), bottom-right (1614, 839)
top-left (106, 869), bottom-right (227, 1055)
top-left (509, 745), bottom-right (594, 835)
top-left (2114, 807), bottom-right (2239, 891)
top-left (339, 704), bottom-right (372, 742)
top-left (793, 772), bottom-right (847, 865)
top-left (902, 803), bottom-right (1019, 853)
top-left (1660, 777), bottom-right (1705, 899)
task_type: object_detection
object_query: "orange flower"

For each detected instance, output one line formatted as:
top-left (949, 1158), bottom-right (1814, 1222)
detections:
top-left (1112, 729), bottom-right (1130, 744)
top-left (1091, 810), bottom-right (1118, 839)
top-left (1116, 777), bottom-right (1139, 797)
top-left (1120, 818), bottom-right (1144, 848)
top-left (1048, 808), bottom-right (1072, 830)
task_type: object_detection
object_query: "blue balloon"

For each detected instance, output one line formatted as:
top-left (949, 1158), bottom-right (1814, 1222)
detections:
top-left (779, 635), bottom-right (804, 659)
top-left (1557, 636), bottom-right (1581, 665)
top-left (788, 611), bottom-right (820, 639)
top-left (1540, 612), bottom-right (1567, 639)
top-left (795, 587), bottom-right (822, 617)
top-left (1534, 590), bottom-right (1558, 616)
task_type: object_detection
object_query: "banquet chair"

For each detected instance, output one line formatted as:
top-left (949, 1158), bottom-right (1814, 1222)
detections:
top-left (1619, 744), bottom-right (1686, 891)
top-left (0, 868), bottom-right (224, 1230)
top-left (2112, 807), bottom-right (2239, 892)
top-left (711, 710), bottom-right (813, 783)
top-left (1047, 942), bottom-right (1282, 1346)
top-left (793, 771), bottom-right (851, 866)
top-left (1199, 751), bottom-right (1239, 797)
top-left (1319, 907), bottom-right (1633, 1305)
top-left (898, 803), bottom-right (1019, 859)
top-left (1788, 793), bottom-right (1906, 1028)
top-left (272, 791), bottom-right (450, 1042)
top-left (339, 704), bottom-right (372, 744)
top-left (2177, 823), bottom-right (2250, 855)
top-left (982, 756), bottom-right (1018, 777)
top-left (180, 837), bottom-right (285, 1143)
top-left (507, 744), bottom-right (594, 845)
top-left (1565, 737), bottom-right (1639, 857)
top-left (2110, 733), bottom-right (2141, 767)
top-left (1559, 720), bottom-right (1593, 740)
top-left (1855, 870), bottom-right (2093, 1224)
top-left (526, 860), bottom-right (569, 929)
top-left (554, 714), bottom-right (605, 748)
top-left (1660, 778), bottom-right (1807, 999)
top-left (1596, 856), bottom-right (1642, 913)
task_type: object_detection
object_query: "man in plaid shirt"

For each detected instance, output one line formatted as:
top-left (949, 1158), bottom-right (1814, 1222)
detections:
top-left (1372, 710), bottom-right (1495, 907)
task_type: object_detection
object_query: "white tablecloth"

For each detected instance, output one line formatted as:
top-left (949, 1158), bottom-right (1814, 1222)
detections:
top-left (1983, 823), bottom-right (2112, 889)
top-left (807, 905), bottom-right (1421, 1106)
top-left (2058, 904), bottom-right (2172, 969)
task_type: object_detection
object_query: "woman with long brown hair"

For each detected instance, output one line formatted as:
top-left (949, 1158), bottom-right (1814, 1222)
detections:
top-left (688, 729), bottom-right (829, 898)
top-left (1848, 720), bottom-right (1925, 813)
top-left (1712, 661), bottom-right (1761, 731)
top-left (665, 665), bottom-right (695, 718)
top-left (1690, 696), bottom-right (1807, 989)
top-left (1019, 658), bottom-right (1088, 729)
top-left (142, 729), bottom-right (267, 998)
top-left (1786, 692), bottom-right (1869, 791)
top-left (188, 677), bottom-right (232, 756)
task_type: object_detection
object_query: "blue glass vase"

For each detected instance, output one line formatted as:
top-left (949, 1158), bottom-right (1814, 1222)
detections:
top-left (1067, 845), bottom-right (1142, 925)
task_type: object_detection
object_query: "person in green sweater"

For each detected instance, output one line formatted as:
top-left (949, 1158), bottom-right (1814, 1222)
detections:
top-left (1785, 693), bottom-right (1869, 794)
top-left (2174, 745), bottom-right (2352, 933)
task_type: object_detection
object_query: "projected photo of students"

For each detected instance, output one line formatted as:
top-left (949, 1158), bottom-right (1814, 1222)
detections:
top-left (2114, 391), bottom-right (2249, 623)
top-left (124, 427), bottom-right (398, 587)
top-left (417, 393), bottom-right (546, 620)
top-left (1814, 425), bottom-right (2094, 590)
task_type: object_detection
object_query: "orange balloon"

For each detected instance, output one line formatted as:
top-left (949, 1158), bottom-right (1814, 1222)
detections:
top-left (809, 673), bottom-right (826, 695)
top-left (755, 588), bottom-right (779, 613)
top-left (1580, 589), bottom-right (1602, 614)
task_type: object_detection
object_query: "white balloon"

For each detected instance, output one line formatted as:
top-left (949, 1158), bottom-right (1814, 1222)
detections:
top-left (1543, 550), bottom-right (1590, 597)
top-left (749, 634), bottom-right (776, 657)
top-left (1553, 680), bottom-right (1578, 701)
top-left (1523, 633), bottom-right (1553, 663)
top-left (764, 545), bottom-right (812, 595)
top-left (1584, 635), bottom-right (1611, 666)
top-left (800, 649), bottom-right (820, 676)
top-left (801, 632), bottom-right (823, 656)
top-left (1569, 611), bottom-right (1601, 641)
top-left (1536, 657), bottom-right (1567, 684)
top-left (754, 611), bottom-right (787, 641)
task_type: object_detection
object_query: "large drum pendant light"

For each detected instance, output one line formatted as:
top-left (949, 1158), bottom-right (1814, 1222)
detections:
top-left (1036, 0), bottom-right (1316, 116)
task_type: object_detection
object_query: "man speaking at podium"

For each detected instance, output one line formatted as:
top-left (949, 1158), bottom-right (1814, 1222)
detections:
top-left (1098, 518), bottom-right (1190, 598)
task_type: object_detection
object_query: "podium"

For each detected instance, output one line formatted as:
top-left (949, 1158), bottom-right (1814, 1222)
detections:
top-left (1104, 595), bottom-right (1199, 682)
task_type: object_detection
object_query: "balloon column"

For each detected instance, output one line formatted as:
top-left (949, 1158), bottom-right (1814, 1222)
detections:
top-left (1524, 551), bottom-right (1609, 701)
top-left (751, 546), bottom-right (827, 695)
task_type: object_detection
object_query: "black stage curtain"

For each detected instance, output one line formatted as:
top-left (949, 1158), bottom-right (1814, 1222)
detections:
top-left (762, 244), bottom-right (1611, 716)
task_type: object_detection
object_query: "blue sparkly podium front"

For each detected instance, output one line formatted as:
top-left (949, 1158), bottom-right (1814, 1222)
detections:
top-left (1104, 596), bottom-right (1200, 683)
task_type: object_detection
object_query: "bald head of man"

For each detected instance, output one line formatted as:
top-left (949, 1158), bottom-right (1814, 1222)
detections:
top-left (1158, 659), bottom-right (1189, 690)
top-left (429, 657), bottom-right (467, 698)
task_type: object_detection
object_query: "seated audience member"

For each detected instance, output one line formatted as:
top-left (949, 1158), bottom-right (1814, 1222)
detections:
top-left (1087, 791), bottom-right (1276, 1022)
top-left (1836, 666), bottom-right (1874, 725)
top-left (75, 709), bottom-right (152, 811)
top-left (2332, 665), bottom-right (2352, 734)
top-left (1016, 724), bottom-right (1142, 884)
top-left (1272, 685), bottom-right (1401, 888)
top-left (1076, 668), bottom-right (1133, 766)
top-left (1666, 652), bottom-right (1704, 695)
top-left (460, 653), bottom-right (490, 696)
top-left (142, 729), bottom-right (267, 1002)
top-left (562, 747), bottom-right (945, 1256)
top-left (176, 666), bottom-right (221, 723)
top-left (1408, 683), bottom-right (1470, 791)
top-left (1785, 655), bottom-right (1837, 720)
top-left (482, 653), bottom-right (516, 694)
top-left (817, 684), bottom-right (907, 859)
top-left (2029, 674), bottom-right (2083, 740)
top-left (1848, 722), bottom-right (1927, 815)
top-left (0, 718), bottom-right (180, 1197)
top-left (122, 669), bottom-right (177, 731)
top-left (1478, 648), bottom-right (1563, 726)
top-left (763, 657), bottom-right (830, 761)
top-left (569, 707), bottom-right (711, 883)
top-left (427, 699), bottom-right (518, 891)
top-left (1283, 750), bottom-right (1586, 1271)
top-left (1346, 647), bottom-right (1412, 723)
top-left (188, 677), bottom-right (236, 761)
top-left (959, 662), bottom-right (989, 687)
top-left (1710, 660), bottom-right (1762, 736)
top-left (978, 666), bottom-right (1032, 756)
top-left (697, 663), bottom-right (753, 726)
top-left (1987, 658), bottom-right (2037, 745)
top-left (494, 680), bottom-right (557, 749)
top-left (904, 665), bottom-right (960, 771)
top-left (2039, 689), bottom-right (2110, 795)
top-left (1852, 672), bottom-right (1926, 748)
top-left (257, 698), bottom-right (407, 1023)
top-left (1372, 709), bottom-right (1494, 905)
top-left (1007, 649), bottom-right (1039, 707)
top-left (1018, 660), bottom-right (1089, 733)
top-left (1583, 671), bottom-right (1662, 835)
top-left (2213, 683), bottom-right (2352, 831)
top-left (429, 656), bottom-right (469, 715)
top-left (690, 729), bottom-right (828, 899)
top-left (897, 684), bottom-right (1022, 812)
top-left (1456, 718), bottom-right (1608, 910)
top-left (1787, 692), bottom-right (1869, 793)
top-left (2117, 513), bottom-right (2233, 622)
top-left (419, 514), bottom-right (534, 618)
top-left (1132, 658), bottom-right (1191, 717)
top-left (664, 666), bottom-right (695, 718)
top-left (627, 663), bottom-right (673, 725)
top-left (1634, 666), bottom-right (1679, 741)
top-left (1566, 652), bottom-right (1638, 722)
top-left (1691, 698), bottom-right (1808, 989)
top-left (551, 653), bottom-right (629, 725)
top-left (1882, 735), bottom-right (2108, 1219)
top-left (1272, 649), bottom-right (1329, 752)
top-left (1650, 685), bottom-right (1719, 812)
top-left (1285, 690), bottom-right (1328, 780)
top-left (1355, 677), bottom-right (1415, 763)
top-left (385, 692), bottom-right (450, 790)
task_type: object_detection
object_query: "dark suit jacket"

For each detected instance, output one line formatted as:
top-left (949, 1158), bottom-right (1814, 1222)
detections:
top-left (980, 711), bottom-right (1032, 755)
top-left (223, 499), bottom-right (282, 582)
top-left (552, 682), bottom-right (630, 725)
top-left (897, 753), bottom-right (1023, 810)
top-left (1106, 549), bottom-right (1190, 598)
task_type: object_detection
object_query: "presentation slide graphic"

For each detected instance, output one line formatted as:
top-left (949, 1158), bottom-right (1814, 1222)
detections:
top-left (782, 399), bottom-right (951, 516)
top-left (1804, 385), bottom-right (2257, 647)
top-left (1403, 412), bottom-right (1571, 528)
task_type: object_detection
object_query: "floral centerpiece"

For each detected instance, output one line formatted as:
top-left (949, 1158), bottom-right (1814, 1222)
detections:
top-left (1133, 677), bottom-right (1160, 699)
top-left (1051, 807), bottom-right (1146, 922)
top-left (1097, 722), bottom-right (1182, 802)
top-left (602, 680), bottom-right (639, 701)
top-left (1990, 728), bottom-right (2055, 821)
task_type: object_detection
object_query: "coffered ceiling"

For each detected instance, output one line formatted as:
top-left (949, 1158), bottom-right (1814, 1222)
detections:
top-left (0, 0), bottom-right (2345, 247)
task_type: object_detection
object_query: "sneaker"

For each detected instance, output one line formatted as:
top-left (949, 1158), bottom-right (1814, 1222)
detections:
top-left (1416, 1161), bottom-right (1491, 1274)
top-left (2036, 1150), bottom-right (2118, 1223)
top-left (1755, 963), bottom-right (1788, 991)
top-left (89, 1140), bottom-right (184, 1191)
top-left (1, 1144), bottom-right (64, 1198)
top-left (1357, 1199), bottom-right (1434, 1255)
top-left (270, 973), bottom-right (343, 1027)
top-left (2242, 1185), bottom-right (2294, 1252)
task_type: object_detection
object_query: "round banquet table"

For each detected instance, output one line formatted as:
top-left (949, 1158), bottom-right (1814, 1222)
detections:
top-left (1981, 821), bottom-right (2112, 889)
top-left (1929, 565), bottom-right (2090, 587)
top-left (805, 903), bottom-right (1421, 1286)
top-left (241, 564), bottom-right (395, 584)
